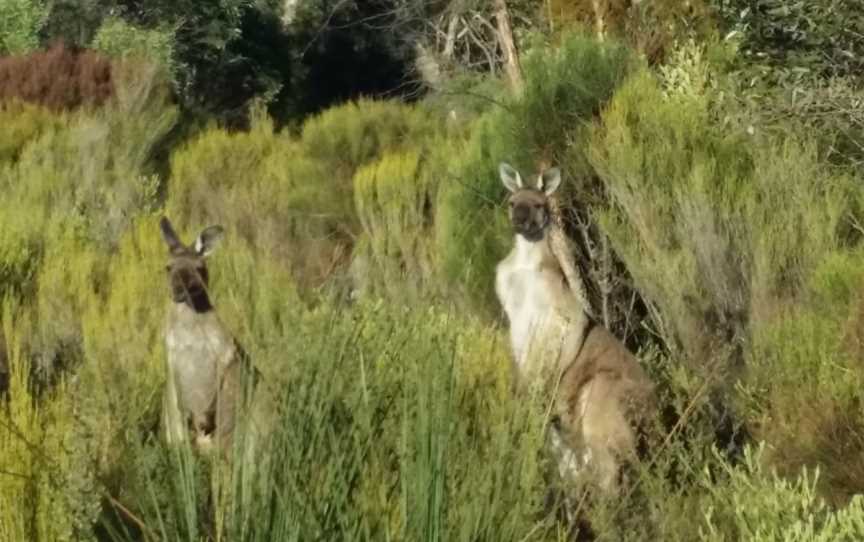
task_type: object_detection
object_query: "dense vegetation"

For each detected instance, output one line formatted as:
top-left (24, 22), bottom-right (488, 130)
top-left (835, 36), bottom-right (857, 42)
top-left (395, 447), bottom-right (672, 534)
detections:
top-left (1, 0), bottom-right (864, 540)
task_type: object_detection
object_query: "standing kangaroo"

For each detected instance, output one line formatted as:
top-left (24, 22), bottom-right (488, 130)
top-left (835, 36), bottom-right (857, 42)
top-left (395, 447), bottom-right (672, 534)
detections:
top-left (160, 217), bottom-right (256, 453)
top-left (495, 163), bottom-right (656, 495)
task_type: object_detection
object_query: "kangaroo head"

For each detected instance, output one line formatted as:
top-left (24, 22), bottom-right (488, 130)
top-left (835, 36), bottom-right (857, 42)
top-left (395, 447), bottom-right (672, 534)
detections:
top-left (499, 163), bottom-right (562, 242)
top-left (159, 217), bottom-right (224, 312)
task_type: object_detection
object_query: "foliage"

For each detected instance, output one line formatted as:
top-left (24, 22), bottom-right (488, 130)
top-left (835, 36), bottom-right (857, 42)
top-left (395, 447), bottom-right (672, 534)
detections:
top-left (589, 63), bottom-right (855, 369)
top-left (545, 0), bottom-right (716, 62)
top-left (699, 445), bottom-right (864, 541)
top-left (91, 17), bottom-right (175, 74)
top-left (0, 302), bottom-right (101, 542)
top-left (0, 44), bottom-right (114, 111)
top-left (738, 252), bottom-right (864, 505)
top-left (4, 16), bottom-right (864, 541)
top-left (353, 149), bottom-right (434, 298)
top-left (435, 31), bottom-right (635, 315)
top-left (287, 0), bottom-right (418, 116)
top-left (709, 1), bottom-right (864, 168)
top-left (0, 100), bottom-right (64, 163)
top-left (715, 0), bottom-right (864, 81)
top-left (588, 58), bottom-right (864, 504)
top-left (0, 0), bottom-right (48, 54)
top-left (167, 100), bottom-right (441, 290)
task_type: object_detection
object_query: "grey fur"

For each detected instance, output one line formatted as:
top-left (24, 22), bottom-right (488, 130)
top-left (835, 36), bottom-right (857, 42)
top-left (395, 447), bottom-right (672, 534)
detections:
top-left (159, 217), bottom-right (255, 454)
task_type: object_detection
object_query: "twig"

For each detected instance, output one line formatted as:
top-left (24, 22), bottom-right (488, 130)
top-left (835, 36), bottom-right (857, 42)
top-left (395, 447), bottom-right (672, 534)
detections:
top-left (106, 493), bottom-right (156, 540)
top-left (0, 469), bottom-right (30, 480)
top-left (613, 353), bottom-right (728, 516)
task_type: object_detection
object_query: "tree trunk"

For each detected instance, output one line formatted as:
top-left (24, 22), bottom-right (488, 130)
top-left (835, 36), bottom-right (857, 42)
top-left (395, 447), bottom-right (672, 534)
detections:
top-left (443, 14), bottom-right (458, 59)
top-left (493, 0), bottom-right (523, 93)
top-left (591, 0), bottom-right (607, 40)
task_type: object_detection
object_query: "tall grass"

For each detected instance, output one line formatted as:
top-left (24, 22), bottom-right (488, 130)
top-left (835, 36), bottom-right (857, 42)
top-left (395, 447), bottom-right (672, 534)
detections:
top-left (94, 295), bottom-right (554, 541)
top-left (3, 30), bottom-right (864, 542)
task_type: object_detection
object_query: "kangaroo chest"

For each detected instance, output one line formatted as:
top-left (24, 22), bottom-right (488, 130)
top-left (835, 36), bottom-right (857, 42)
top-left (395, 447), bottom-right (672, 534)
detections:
top-left (165, 304), bottom-right (236, 418)
top-left (496, 238), bottom-right (575, 375)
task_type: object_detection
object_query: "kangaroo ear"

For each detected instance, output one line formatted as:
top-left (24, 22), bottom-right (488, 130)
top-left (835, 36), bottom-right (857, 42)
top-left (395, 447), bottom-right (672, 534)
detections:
top-left (539, 167), bottom-right (562, 196)
top-left (159, 217), bottom-right (183, 251)
top-left (499, 162), bottom-right (523, 193)
top-left (195, 226), bottom-right (225, 257)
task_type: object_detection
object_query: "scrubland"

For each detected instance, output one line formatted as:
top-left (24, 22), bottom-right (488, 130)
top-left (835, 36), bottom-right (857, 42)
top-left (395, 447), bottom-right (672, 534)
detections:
top-left (2, 21), bottom-right (864, 542)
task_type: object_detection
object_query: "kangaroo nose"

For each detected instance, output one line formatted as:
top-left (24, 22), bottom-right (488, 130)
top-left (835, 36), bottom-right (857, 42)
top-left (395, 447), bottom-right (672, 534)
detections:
top-left (513, 206), bottom-right (530, 224)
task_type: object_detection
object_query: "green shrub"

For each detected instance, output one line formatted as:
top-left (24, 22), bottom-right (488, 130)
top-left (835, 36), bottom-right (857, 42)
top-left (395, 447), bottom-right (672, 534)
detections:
top-left (0, 62), bottom-right (175, 247)
top-left (589, 60), bottom-right (864, 502)
top-left (434, 32), bottom-right (635, 314)
top-left (545, 0), bottom-right (716, 62)
top-left (0, 0), bottom-right (48, 55)
top-left (91, 17), bottom-right (176, 75)
top-left (0, 100), bottom-right (64, 163)
top-left (300, 99), bottom-right (438, 171)
top-left (699, 445), bottom-right (864, 541)
top-left (165, 111), bottom-right (337, 288)
top-left (715, 0), bottom-right (864, 81)
top-left (0, 301), bottom-right (101, 542)
top-left (730, 251), bottom-right (864, 505)
top-left (589, 67), bottom-right (853, 368)
top-left (168, 100), bottom-right (443, 291)
top-left (120, 299), bottom-right (549, 541)
top-left (298, 99), bottom-right (441, 235)
top-left (353, 149), bottom-right (436, 298)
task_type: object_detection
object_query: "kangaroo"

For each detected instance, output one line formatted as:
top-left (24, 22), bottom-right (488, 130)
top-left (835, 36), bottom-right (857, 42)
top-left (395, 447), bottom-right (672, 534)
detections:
top-left (159, 217), bottom-right (256, 454)
top-left (494, 163), bottom-right (656, 495)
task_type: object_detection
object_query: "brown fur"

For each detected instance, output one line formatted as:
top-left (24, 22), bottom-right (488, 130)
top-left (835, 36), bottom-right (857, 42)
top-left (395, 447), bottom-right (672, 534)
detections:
top-left (496, 163), bottom-right (656, 495)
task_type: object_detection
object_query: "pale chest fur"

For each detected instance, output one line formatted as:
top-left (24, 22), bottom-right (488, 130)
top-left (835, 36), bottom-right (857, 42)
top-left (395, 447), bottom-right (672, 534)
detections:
top-left (496, 236), bottom-right (586, 378)
top-left (165, 303), bottom-right (236, 419)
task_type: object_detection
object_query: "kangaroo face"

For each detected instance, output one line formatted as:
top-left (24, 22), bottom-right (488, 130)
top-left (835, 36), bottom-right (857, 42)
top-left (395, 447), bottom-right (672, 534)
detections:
top-left (508, 189), bottom-right (550, 241)
top-left (499, 163), bottom-right (562, 242)
top-left (166, 251), bottom-right (210, 306)
top-left (159, 217), bottom-right (224, 312)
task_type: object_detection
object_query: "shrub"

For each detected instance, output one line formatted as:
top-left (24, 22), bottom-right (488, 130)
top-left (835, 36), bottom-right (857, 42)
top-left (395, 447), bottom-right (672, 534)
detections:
top-left (588, 67), bottom-right (853, 369)
top-left (164, 112), bottom-right (336, 287)
top-left (699, 445), bottom-right (864, 541)
top-left (0, 43), bottom-right (114, 111)
top-left (0, 100), bottom-right (63, 163)
top-left (299, 99), bottom-right (441, 228)
top-left (118, 298), bottom-right (548, 541)
top-left (545, 0), bottom-right (715, 62)
top-left (714, 0), bottom-right (864, 81)
top-left (0, 0), bottom-right (48, 55)
top-left (91, 17), bottom-right (176, 75)
top-left (168, 100), bottom-right (443, 290)
top-left (0, 56), bottom-right (176, 246)
top-left (434, 32), bottom-right (635, 315)
top-left (0, 301), bottom-right (101, 542)
top-left (352, 149), bottom-right (437, 299)
top-left (733, 252), bottom-right (864, 505)
top-left (588, 61), bottom-right (864, 502)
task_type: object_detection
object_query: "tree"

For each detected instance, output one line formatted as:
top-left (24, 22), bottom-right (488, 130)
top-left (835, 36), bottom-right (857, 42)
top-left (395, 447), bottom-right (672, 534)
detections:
top-left (493, 0), bottom-right (523, 92)
top-left (0, 0), bottom-right (49, 54)
top-left (286, 0), bottom-right (419, 115)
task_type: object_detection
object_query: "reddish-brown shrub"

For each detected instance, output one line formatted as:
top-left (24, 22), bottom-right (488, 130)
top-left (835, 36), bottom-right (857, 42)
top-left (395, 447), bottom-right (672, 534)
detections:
top-left (0, 43), bottom-right (114, 111)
